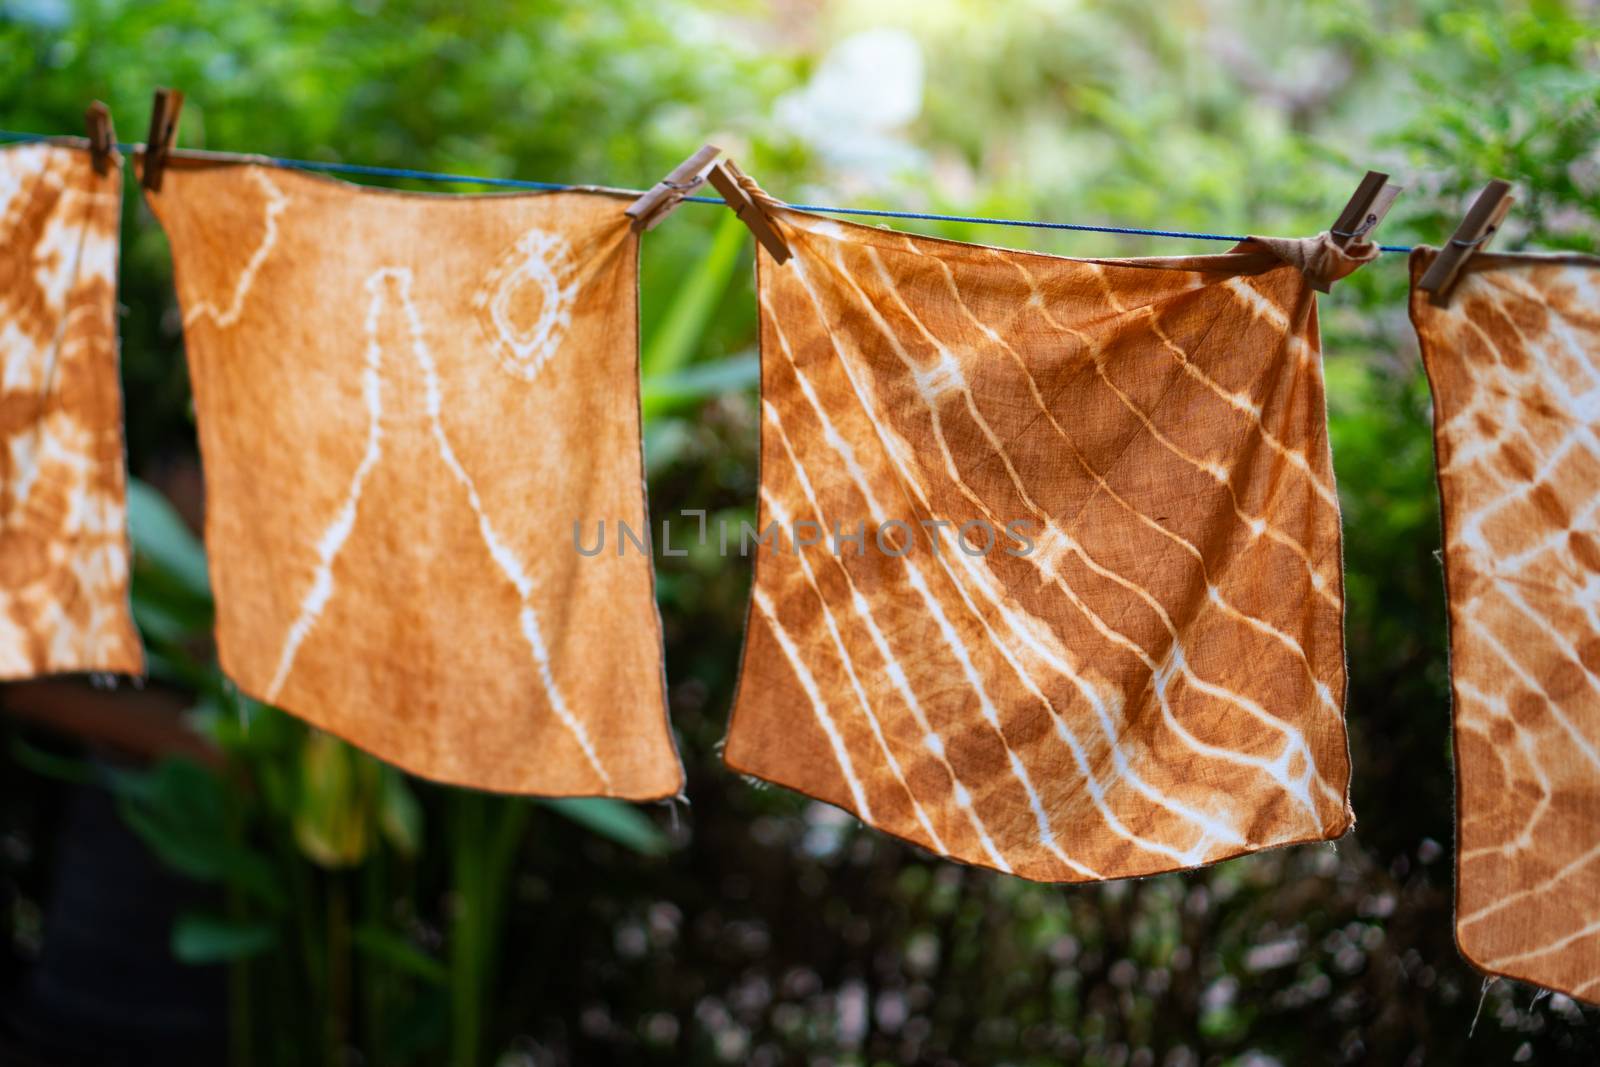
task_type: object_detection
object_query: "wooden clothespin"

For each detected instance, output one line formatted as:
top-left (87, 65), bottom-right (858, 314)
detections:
top-left (1418, 180), bottom-right (1515, 306)
top-left (626, 144), bottom-right (721, 232)
top-left (706, 159), bottom-right (791, 265)
top-left (84, 101), bottom-right (116, 176)
top-left (1330, 170), bottom-right (1400, 249)
top-left (141, 87), bottom-right (185, 193)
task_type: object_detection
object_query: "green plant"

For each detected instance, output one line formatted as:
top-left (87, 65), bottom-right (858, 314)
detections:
top-left (4, 1), bottom-right (1599, 1064)
top-left (115, 478), bottom-right (674, 1066)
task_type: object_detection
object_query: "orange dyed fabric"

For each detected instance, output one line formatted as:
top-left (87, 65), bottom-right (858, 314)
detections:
top-left (1411, 249), bottom-right (1600, 1004)
top-left (0, 143), bottom-right (140, 678)
top-left (147, 159), bottom-right (680, 798)
top-left (726, 211), bottom-right (1357, 881)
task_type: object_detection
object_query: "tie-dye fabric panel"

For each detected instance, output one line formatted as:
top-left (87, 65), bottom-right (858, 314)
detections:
top-left (0, 143), bottom-right (141, 678)
top-left (1411, 249), bottom-right (1600, 1004)
top-left (726, 212), bottom-right (1354, 882)
top-left (146, 160), bottom-right (680, 799)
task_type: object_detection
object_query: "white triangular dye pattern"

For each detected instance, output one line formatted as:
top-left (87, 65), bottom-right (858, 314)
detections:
top-left (146, 160), bottom-right (680, 799)
top-left (726, 211), bottom-right (1353, 883)
top-left (1411, 248), bottom-right (1600, 1005)
top-left (0, 143), bottom-right (141, 678)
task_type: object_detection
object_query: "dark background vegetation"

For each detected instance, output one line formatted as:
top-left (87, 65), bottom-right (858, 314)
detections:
top-left (3, 1), bottom-right (1600, 1064)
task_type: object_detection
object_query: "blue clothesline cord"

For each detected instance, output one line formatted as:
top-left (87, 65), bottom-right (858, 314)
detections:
top-left (0, 127), bottom-right (1416, 253)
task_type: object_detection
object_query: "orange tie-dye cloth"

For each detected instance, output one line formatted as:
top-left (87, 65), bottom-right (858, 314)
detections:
top-left (0, 143), bottom-right (141, 678)
top-left (146, 159), bottom-right (681, 799)
top-left (725, 212), bottom-right (1358, 882)
top-left (1410, 249), bottom-right (1600, 1004)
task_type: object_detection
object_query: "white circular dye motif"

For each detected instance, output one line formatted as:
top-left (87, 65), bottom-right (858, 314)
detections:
top-left (472, 227), bottom-right (577, 381)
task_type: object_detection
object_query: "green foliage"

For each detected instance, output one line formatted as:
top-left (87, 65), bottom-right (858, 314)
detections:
top-left (352, 923), bottom-right (450, 986)
top-left (173, 913), bottom-right (279, 964)
top-left (80, 470), bottom-right (680, 1064)
top-left (114, 758), bottom-right (285, 910)
top-left (2, 0), bottom-right (1599, 1065)
top-left (1386, 0), bottom-right (1600, 250)
top-left (642, 212), bottom-right (749, 382)
top-left (126, 477), bottom-right (211, 598)
top-left (539, 796), bottom-right (673, 856)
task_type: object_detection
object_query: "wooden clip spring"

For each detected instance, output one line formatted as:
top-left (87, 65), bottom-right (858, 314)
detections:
top-left (626, 144), bottom-right (721, 233)
top-left (1418, 180), bottom-right (1514, 306)
top-left (1330, 170), bottom-right (1400, 249)
top-left (84, 101), bottom-right (116, 176)
top-left (705, 159), bottom-right (791, 265)
top-left (141, 88), bottom-right (185, 192)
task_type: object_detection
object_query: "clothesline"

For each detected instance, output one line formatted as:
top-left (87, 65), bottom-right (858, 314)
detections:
top-left (0, 127), bottom-right (1417, 253)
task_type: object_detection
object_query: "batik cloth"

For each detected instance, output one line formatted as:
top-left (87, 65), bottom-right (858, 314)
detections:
top-left (147, 159), bottom-right (680, 798)
top-left (1411, 248), bottom-right (1600, 1003)
top-left (0, 143), bottom-right (141, 678)
top-left (727, 211), bottom-right (1359, 882)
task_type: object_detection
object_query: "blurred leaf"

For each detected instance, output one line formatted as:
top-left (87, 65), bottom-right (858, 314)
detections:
top-left (642, 351), bottom-right (760, 417)
top-left (129, 589), bottom-right (201, 647)
top-left (353, 924), bottom-right (449, 986)
top-left (538, 796), bottom-right (670, 856)
top-left (378, 765), bottom-right (424, 858)
top-left (112, 759), bottom-right (284, 910)
top-left (640, 210), bottom-right (747, 383)
top-left (125, 478), bottom-right (211, 599)
top-left (8, 737), bottom-right (93, 785)
top-left (643, 416), bottom-right (696, 477)
top-left (172, 913), bottom-right (279, 964)
top-left (292, 731), bottom-right (380, 869)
